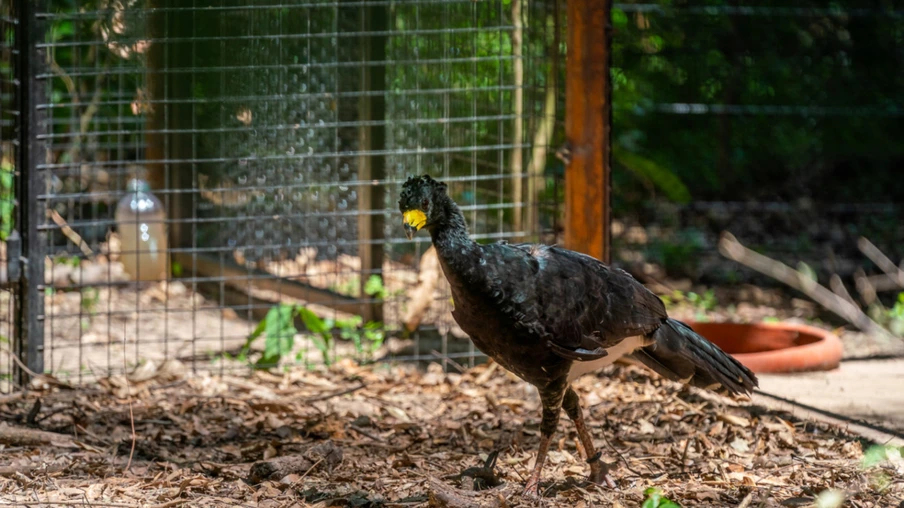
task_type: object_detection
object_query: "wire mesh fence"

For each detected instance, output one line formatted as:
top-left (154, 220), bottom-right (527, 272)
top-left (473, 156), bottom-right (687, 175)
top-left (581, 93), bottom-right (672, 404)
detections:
top-left (2, 1), bottom-right (902, 390)
top-left (1, 0), bottom-right (19, 392)
top-left (607, 2), bottom-right (904, 292)
top-left (1, 0), bottom-right (565, 387)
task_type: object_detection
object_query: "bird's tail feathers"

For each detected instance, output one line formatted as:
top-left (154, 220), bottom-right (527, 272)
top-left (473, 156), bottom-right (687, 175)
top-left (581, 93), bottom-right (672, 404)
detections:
top-left (630, 318), bottom-right (758, 395)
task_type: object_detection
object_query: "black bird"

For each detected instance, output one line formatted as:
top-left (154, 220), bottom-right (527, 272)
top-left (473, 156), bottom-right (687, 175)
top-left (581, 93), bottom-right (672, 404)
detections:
top-left (398, 175), bottom-right (757, 497)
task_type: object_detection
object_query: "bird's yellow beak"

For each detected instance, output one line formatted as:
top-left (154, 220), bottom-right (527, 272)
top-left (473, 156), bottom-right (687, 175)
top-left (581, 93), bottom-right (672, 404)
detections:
top-left (402, 209), bottom-right (427, 239)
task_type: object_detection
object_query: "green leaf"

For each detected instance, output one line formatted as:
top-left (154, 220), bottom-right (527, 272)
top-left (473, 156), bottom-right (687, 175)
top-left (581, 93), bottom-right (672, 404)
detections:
top-left (262, 304), bottom-right (297, 364)
top-left (336, 315), bottom-right (363, 330)
top-left (297, 307), bottom-right (333, 366)
top-left (612, 8), bottom-right (628, 28)
top-left (0, 169), bottom-right (13, 190)
top-left (298, 306), bottom-right (330, 336)
top-left (642, 487), bottom-right (682, 508)
top-left (862, 444), bottom-right (902, 469)
top-left (242, 313), bottom-right (268, 353)
top-left (364, 275), bottom-right (387, 299)
top-left (613, 146), bottom-right (691, 204)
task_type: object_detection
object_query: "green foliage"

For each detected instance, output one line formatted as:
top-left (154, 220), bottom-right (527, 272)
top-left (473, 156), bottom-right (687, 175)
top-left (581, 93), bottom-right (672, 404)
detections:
top-left (642, 487), bottom-right (681, 508)
top-left (237, 303), bottom-right (386, 370)
top-left (243, 304), bottom-right (299, 369)
top-left (0, 159), bottom-right (13, 241)
top-left (610, 2), bottom-right (904, 204)
top-left (336, 316), bottom-right (385, 358)
top-left (646, 233), bottom-right (705, 277)
top-left (364, 275), bottom-right (388, 300)
top-left (297, 306), bottom-right (334, 366)
top-left (662, 289), bottom-right (717, 321)
top-left (330, 276), bottom-right (361, 298)
top-left (860, 444), bottom-right (902, 496)
top-left (867, 292), bottom-right (904, 337)
top-left (80, 287), bottom-right (100, 315)
top-left (862, 444), bottom-right (902, 469)
top-left (687, 289), bottom-right (717, 312)
top-left (885, 293), bottom-right (904, 336)
top-left (613, 146), bottom-right (691, 204)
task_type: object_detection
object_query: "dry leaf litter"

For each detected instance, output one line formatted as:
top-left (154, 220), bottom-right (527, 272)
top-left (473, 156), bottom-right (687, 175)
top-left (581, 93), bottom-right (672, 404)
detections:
top-left (0, 358), bottom-right (902, 507)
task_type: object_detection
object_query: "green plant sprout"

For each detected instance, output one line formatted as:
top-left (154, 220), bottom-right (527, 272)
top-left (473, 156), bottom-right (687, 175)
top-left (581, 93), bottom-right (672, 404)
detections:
top-left (236, 302), bottom-right (386, 370)
top-left (642, 487), bottom-right (681, 508)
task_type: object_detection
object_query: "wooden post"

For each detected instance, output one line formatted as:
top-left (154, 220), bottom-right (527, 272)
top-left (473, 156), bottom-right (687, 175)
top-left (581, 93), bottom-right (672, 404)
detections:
top-left (145, 0), bottom-right (165, 194)
top-left (564, 0), bottom-right (611, 263)
top-left (146, 0), bottom-right (194, 252)
top-left (357, 1), bottom-right (387, 323)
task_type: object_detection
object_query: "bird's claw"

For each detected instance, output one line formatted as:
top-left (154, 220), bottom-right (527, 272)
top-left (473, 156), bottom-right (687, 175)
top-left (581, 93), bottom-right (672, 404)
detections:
top-left (522, 481), bottom-right (541, 499)
top-left (588, 470), bottom-right (617, 489)
top-left (587, 457), bottom-right (618, 489)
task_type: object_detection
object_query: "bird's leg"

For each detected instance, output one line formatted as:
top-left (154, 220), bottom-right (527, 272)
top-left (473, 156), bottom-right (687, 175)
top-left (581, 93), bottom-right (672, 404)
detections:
top-left (523, 390), bottom-right (564, 498)
top-left (522, 431), bottom-right (551, 498)
top-left (563, 387), bottom-right (617, 489)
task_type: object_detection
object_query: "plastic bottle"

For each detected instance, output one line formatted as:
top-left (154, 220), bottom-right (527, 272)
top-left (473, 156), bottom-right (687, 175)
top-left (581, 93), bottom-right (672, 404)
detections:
top-left (114, 178), bottom-right (168, 281)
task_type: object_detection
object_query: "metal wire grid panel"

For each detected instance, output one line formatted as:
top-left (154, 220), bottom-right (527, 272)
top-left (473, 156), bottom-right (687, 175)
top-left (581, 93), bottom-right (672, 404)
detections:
top-left (607, 3), bottom-right (904, 285)
top-left (1, 2), bottom-right (18, 391)
top-left (7, 0), bottom-right (564, 385)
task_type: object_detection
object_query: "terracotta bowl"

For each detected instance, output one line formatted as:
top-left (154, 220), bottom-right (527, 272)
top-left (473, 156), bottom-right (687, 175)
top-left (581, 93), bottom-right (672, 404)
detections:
top-left (685, 321), bottom-right (844, 374)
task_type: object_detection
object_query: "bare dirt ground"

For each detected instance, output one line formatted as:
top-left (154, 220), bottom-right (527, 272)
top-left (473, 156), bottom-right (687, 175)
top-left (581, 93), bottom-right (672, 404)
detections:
top-left (1, 360), bottom-right (902, 507)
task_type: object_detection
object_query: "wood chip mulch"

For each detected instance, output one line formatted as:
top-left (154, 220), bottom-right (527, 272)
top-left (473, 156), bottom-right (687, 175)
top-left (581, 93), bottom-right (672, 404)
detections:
top-left (0, 359), bottom-right (901, 507)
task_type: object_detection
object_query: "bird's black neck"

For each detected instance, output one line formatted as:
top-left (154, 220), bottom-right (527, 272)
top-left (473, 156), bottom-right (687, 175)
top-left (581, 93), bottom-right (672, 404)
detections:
top-left (428, 196), bottom-right (479, 269)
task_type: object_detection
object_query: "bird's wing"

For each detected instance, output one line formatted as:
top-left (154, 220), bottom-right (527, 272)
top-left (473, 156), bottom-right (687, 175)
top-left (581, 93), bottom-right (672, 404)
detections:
top-left (481, 243), bottom-right (667, 362)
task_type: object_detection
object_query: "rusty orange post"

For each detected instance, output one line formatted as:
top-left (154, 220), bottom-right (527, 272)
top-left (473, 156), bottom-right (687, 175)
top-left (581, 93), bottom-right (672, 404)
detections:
top-left (564, 0), bottom-right (611, 263)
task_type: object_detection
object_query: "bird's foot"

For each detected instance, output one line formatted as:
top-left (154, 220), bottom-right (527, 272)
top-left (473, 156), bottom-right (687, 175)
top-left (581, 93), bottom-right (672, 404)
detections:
top-left (522, 478), bottom-right (541, 498)
top-left (587, 452), bottom-right (617, 489)
top-left (588, 469), bottom-right (618, 489)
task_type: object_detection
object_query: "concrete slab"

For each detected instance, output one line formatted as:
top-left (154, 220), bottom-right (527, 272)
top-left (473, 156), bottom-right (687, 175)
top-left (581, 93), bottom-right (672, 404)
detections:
top-left (754, 358), bottom-right (904, 442)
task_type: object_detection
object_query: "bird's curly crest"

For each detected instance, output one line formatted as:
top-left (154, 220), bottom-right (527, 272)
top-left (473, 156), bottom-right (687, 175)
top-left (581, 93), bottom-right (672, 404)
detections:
top-left (398, 174), bottom-right (447, 209)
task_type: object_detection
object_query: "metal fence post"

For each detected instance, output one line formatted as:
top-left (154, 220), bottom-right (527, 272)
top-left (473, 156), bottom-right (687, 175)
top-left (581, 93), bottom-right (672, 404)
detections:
top-left (14, 0), bottom-right (46, 383)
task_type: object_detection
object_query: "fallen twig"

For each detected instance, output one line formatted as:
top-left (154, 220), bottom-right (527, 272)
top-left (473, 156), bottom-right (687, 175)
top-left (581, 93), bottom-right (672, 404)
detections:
top-left (829, 274), bottom-right (857, 306)
top-left (0, 345), bottom-right (41, 379)
top-left (0, 422), bottom-right (75, 448)
top-left (122, 325), bottom-right (137, 472)
top-left (0, 465), bottom-right (34, 477)
top-left (474, 360), bottom-right (499, 386)
top-left (348, 424), bottom-right (383, 442)
top-left (854, 268), bottom-right (879, 307)
top-left (5, 501), bottom-right (188, 508)
top-left (858, 237), bottom-right (904, 288)
top-left (719, 232), bottom-right (894, 339)
top-left (0, 392), bottom-right (25, 405)
top-left (302, 382), bottom-right (365, 404)
top-left (427, 476), bottom-right (514, 508)
top-left (866, 273), bottom-right (902, 292)
top-left (736, 491), bottom-right (755, 508)
top-left (48, 209), bottom-right (94, 258)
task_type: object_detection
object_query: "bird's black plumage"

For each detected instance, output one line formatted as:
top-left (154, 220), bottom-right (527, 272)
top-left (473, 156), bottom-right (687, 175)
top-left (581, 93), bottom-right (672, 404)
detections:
top-left (398, 174), bottom-right (758, 496)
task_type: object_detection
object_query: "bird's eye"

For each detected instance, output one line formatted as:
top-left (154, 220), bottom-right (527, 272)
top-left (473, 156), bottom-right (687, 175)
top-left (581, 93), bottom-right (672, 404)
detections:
top-left (421, 198), bottom-right (429, 209)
